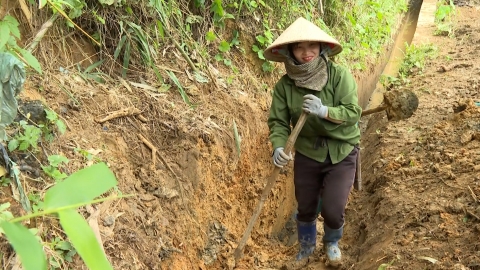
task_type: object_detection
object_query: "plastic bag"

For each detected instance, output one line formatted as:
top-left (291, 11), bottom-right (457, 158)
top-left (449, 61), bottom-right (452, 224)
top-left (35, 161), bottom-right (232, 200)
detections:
top-left (0, 52), bottom-right (26, 141)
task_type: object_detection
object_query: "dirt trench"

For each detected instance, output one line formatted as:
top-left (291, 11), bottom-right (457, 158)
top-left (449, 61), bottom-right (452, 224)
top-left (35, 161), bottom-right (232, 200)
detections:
top-left (344, 1), bottom-right (480, 270)
top-left (227, 0), bottom-right (480, 269)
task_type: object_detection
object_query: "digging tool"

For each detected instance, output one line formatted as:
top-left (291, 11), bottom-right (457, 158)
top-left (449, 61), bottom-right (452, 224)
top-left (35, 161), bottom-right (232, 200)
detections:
top-left (362, 89), bottom-right (419, 120)
top-left (354, 89), bottom-right (419, 190)
top-left (234, 112), bottom-right (308, 261)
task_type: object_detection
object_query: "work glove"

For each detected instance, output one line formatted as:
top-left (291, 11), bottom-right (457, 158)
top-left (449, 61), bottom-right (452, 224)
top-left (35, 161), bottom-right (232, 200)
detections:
top-left (272, 147), bottom-right (292, 168)
top-left (303, 94), bottom-right (328, 119)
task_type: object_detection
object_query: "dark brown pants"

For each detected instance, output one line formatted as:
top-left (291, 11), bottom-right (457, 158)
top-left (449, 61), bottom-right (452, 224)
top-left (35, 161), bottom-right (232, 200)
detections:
top-left (293, 147), bottom-right (358, 229)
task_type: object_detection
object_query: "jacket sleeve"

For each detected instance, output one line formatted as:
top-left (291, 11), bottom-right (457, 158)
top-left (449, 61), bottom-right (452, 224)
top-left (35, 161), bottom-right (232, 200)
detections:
top-left (326, 67), bottom-right (362, 126)
top-left (268, 78), bottom-right (291, 150)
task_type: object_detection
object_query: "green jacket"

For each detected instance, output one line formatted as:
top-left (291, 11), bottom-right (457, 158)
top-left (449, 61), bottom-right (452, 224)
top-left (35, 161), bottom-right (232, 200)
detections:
top-left (268, 61), bottom-right (361, 164)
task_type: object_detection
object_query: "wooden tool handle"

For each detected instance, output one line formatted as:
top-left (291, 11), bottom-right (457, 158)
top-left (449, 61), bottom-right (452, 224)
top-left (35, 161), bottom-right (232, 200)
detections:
top-left (354, 146), bottom-right (362, 191)
top-left (234, 112), bottom-right (308, 261)
top-left (361, 105), bottom-right (388, 117)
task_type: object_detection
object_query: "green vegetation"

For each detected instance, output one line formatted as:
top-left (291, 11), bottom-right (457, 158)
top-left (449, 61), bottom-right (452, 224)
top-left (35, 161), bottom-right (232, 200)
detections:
top-left (0, 105), bottom-right (120, 268)
top-left (2, 0), bottom-right (410, 79)
top-left (0, 15), bottom-right (42, 73)
top-left (8, 108), bottom-right (66, 152)
top-left (324, 0), bottom-right (409, 70)
top-left (41, 155), bottom-right (69, 182)
top-left (0, 163), bottom-right (122, 270)
top-left (434, 0), bottom-right (456, 37)
top-left (399, 43), bottom-right (438, 77)
top-left (380, 42), bottom-right (437, 89)
top-left (378, 259), bottom-right (396, 269)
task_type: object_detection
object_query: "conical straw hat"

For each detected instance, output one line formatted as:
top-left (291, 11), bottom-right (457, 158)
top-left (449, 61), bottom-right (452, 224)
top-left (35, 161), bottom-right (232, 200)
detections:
top-left (264, 17), bottom-right (342, 62)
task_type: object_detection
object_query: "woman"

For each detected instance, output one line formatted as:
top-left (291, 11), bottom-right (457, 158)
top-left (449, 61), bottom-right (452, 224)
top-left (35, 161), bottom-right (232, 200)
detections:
top-left (264, 17), bottom-right (361, 265)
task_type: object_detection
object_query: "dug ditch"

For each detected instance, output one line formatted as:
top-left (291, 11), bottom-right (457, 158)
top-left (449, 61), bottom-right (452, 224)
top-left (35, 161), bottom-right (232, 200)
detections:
top-left (260, 0), bottom-right (425, 268)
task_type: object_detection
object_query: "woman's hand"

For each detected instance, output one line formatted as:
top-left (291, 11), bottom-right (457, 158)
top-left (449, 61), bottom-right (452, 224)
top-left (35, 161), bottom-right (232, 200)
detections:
top-left (272, 147), bottom-right (292, 168)
top-left (303, 94), bottom-right (328, 118)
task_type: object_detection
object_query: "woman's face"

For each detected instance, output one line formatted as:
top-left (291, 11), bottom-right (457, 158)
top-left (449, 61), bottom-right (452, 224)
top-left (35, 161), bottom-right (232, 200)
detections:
top-left (291, 42), bottom-right (321, 64)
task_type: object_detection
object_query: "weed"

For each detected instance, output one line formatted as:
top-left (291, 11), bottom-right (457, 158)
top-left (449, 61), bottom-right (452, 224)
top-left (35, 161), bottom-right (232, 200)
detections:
top-left (0, 176), bottom-right (11, 187)
top-left (77, 60), bottom-right (108, 84)
top-left (212, 30), bottom-right (242, 70)
top-left (399, 43), bottom-right (438, 78)
top-left (251, 22), bottom-right (275, 72)
top-left (8, 109), bottom-right (66, 152)
top-left (378, 259), bottom-right (395, 269)
top-left (41, 155), bottom-right (69, 182)
top-left (8, 121), bottom-right (42, 152)
top-left (167, 71), bottom-right (193, 107)
top-left (74, 148), bottom-right (94, 161)
top-left (48, 237), bottom-right (77, 269)
top-left (211, 0), bottom-right (235, 28)
top-left (28, 193), bottom-right (44, 213)
top-left (434, 0), bottom-right (456, 37)
top-left (379, 75), bottom-right (402, 90)
top-left (330, 0), bottom-right (409, 70)
top-left (0, 163), bottom-right (120, 270)
top-left (44, 109), bottom-right (67, 142)
top-left (0, 15), bottom-right (42, 73)
top-left (115, 21), bottom-right (156, 78)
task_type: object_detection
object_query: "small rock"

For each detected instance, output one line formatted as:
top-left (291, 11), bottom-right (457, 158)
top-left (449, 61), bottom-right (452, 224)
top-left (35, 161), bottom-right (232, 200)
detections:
top-left (153, 187), bottom-right (179, 199)
top-left (446, 201), bottom-right (464, 213)
top-left (16, 100), bottom-right (47, 123)
top-left (258, 252), bottom-right (269, 263)
top-left (103, 215), bottom-right (115, 226)
top-left (460, 131), bottom-right (474, 144)
top-left (453, 264), bottom-right (469, 270)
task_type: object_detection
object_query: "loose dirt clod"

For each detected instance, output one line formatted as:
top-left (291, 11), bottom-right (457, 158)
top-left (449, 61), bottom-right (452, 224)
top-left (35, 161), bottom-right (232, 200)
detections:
top-left (384, 89), bottom-right (419, 120)
top-left (360, 89), bottom-right (419, 120)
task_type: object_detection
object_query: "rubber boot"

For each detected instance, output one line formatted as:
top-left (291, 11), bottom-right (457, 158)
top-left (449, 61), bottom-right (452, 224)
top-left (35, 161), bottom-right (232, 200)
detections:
top-left (296, 219), bottom-right (317, 260)
top-left (323, 224), bottom-right (343, 266)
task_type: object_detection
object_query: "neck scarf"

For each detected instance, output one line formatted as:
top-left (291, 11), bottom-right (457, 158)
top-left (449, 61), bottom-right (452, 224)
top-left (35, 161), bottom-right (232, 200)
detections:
top-left (284, 55), bottom-right (328, 91)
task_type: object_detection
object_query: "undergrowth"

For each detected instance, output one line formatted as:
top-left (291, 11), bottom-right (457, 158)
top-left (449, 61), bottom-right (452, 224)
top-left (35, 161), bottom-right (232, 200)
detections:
top-left (434, 0), bottom-right (457, 37)
top-left (380, 42), bottom-right (438, 89)
top-left (2, 0), bottom-right (410, 79)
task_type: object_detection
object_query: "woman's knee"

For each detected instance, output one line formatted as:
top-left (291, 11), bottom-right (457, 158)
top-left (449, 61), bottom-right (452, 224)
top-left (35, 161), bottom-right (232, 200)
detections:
top-left (321, 208), bottom-right (344, 229)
